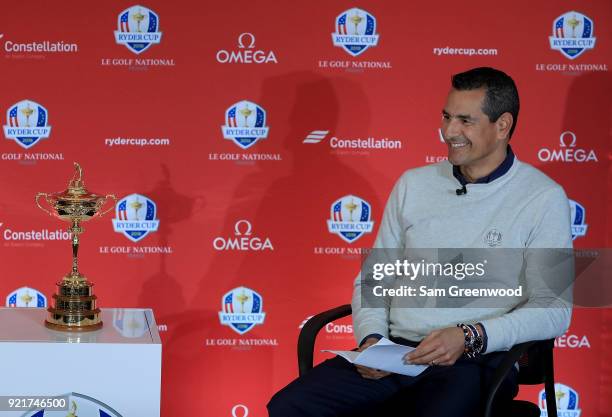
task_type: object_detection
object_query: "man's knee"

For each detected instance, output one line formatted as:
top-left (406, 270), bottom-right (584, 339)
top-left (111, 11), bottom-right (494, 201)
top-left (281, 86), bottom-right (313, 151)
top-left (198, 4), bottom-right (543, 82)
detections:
top-left (267, 385), bottom-right (311, 417)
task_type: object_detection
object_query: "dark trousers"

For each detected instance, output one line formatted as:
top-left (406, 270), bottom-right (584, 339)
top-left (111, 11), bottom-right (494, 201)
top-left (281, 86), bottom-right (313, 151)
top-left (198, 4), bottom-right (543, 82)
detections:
top-left (268, 348), bottom-right (518, 417)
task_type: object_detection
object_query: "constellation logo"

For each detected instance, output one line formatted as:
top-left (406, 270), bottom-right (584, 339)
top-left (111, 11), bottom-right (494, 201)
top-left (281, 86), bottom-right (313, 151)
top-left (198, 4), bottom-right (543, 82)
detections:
top-left (303, 129), bottom-right (402, 151)
top-left (213, 220), bottom-right (274, 251)
top-left (303, 130), bottom-right (330, 144)
top-left (1, 222), bottom-right (71, 241)
top-left (549, 11), bottom-right (596, 60)
top-left (299, 315), bottom-right (353, 334)
top-left (298, 316), bottom-right (313, 329)
top-left (4, 100), bottom-right (51, 149)
top-left (327, 195), bottom-right (374, 243)
top-left (538, 131), bottom-right (598, 163)
top-left (114, 5), bottom-right (162, 54)
top-left (332, 8), bottom-right (379, 57)
top-left (216, 33), bottom-right (278, 64)
top-left (2, 32), bottom-right (78, 55)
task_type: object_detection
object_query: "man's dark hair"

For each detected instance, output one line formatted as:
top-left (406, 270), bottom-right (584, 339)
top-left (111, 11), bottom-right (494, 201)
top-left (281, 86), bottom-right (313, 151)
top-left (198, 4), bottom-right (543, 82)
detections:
top-left (451, 67), bottom-right (520, 139)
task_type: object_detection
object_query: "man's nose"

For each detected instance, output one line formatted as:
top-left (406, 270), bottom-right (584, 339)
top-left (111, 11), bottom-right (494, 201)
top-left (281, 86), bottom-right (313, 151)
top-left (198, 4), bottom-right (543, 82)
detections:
top-left (442, 118), bottom-right (461, 140)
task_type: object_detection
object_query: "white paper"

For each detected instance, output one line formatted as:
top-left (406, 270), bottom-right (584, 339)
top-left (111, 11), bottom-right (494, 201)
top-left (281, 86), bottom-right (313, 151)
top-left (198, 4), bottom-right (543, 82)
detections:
top-left (323, 337), bottom-right (428, 377)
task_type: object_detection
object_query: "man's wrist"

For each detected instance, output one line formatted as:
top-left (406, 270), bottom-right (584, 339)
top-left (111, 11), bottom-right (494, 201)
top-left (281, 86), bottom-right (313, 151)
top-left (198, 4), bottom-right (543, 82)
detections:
top-left (457, 323), bottom-right (484, 358)
top-left (476, 323), bottom-right (488, 353)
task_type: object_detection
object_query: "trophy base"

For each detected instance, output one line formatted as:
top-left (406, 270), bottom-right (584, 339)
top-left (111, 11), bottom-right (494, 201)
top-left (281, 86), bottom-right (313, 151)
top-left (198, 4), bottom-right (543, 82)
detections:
top-left (45, 318), bottom-right (103, 332)
top-left (45, 275), bottom-right (103, 332)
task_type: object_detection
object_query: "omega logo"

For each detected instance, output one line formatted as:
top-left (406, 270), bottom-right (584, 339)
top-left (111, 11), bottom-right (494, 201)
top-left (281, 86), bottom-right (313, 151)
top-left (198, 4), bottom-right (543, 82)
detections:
top-left (213, 220), bottom-right (274, 251)
top-left (216, 33), bottom-right (278, 64)
top-left (538, 131), bottom-right (598, 163)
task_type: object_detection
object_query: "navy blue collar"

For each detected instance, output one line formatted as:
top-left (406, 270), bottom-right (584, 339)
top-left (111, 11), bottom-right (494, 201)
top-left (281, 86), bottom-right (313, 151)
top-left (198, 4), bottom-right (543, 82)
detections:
top-left (453, 145), bottom-right (515, 185)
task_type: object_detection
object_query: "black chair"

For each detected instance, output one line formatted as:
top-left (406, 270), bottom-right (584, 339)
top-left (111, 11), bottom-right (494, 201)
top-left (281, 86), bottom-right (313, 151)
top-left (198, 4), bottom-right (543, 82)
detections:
top-left (298, 304), bottom-right (558, 417)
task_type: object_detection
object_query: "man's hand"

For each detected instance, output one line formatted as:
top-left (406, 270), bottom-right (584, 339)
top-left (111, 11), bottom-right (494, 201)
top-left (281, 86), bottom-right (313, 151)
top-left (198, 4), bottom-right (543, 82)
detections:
top-left (354, 337), bottom-right (391, 379)
top-left (404, 327), bottom-right (465, 366)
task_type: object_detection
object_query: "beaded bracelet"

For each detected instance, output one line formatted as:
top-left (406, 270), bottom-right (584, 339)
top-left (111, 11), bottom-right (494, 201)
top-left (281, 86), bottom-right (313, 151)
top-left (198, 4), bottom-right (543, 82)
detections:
top-left (457, 323), bottom-right (484, 358)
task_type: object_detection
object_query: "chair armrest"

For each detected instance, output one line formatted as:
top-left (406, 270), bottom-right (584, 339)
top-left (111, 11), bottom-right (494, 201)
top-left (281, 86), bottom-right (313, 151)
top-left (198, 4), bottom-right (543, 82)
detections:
top-left (484, 339), bottom-right (555, 417)
top-left (298, 304), bottom-right (352, 376)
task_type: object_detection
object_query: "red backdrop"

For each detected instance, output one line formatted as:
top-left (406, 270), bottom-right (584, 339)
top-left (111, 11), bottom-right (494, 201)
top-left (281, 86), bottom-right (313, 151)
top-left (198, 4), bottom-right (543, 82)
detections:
top-left (1, 1), bottom-right (610, 416)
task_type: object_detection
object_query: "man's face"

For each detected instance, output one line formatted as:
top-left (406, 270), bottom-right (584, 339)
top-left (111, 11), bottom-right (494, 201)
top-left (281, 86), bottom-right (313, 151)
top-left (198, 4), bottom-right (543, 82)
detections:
top-left (441, 88), bottom-right (502, 167)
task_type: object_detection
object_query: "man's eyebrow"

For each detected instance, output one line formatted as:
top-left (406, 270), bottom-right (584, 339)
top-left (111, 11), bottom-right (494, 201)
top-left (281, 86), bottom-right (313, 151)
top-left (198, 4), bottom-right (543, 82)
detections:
top-left (442, 110), bottom-right (476, 121)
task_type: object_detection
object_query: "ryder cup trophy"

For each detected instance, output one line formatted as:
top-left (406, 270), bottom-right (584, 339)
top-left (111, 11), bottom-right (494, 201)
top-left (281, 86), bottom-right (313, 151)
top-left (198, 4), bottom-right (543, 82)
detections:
top-left (36, 162), bottom-right (116, 331)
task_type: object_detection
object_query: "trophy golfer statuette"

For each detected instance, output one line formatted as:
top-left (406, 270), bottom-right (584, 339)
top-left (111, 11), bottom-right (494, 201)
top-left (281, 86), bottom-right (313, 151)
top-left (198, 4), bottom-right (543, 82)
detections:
top-left (36, 162), bottom-right (116, 331)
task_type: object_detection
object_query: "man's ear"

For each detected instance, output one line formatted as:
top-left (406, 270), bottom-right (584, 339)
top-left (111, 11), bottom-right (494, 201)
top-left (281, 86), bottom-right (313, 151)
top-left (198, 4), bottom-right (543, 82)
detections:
top-left (496, 112), bottom-right (513, 140)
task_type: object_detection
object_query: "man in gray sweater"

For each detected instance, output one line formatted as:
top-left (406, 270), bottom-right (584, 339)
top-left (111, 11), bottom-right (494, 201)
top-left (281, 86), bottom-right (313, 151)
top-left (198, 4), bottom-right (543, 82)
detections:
top-left (268, 67), bottom-right (573, 417)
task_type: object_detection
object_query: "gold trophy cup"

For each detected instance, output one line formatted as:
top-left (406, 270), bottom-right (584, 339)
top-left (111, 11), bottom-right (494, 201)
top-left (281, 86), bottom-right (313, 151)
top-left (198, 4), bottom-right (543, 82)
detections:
top-left (36, 162), bottom-right (116, 331)
top-left (239, 104), bottom-right (253, 127)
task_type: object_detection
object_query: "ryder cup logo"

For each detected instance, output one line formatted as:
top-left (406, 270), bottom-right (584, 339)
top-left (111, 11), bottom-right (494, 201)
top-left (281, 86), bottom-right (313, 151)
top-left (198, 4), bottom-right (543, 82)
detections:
top-left (549, 11), bottom-right (596, 60)
top-left (539, 383), bottom-right (581, 417)
top-left (113, 309), bottom-right (147, 338)
top-left (114, 5), bottom-right (162, 54)
top-left (219, 287), bottom-right (265, 335)
top-left (484, 229), bottom-right (503, 247)
top-left (6, 287), bottom-right (47, 307)
top-left (4, 100), bottom-right (51, 149)
top-left (112, 194), bottom-right (160, 242)
top-left (20, 392), bottom-right (123, 416)
top-left (327, 195), bottom-right (374, 243)
top-left (332, 8), bottom-right (379, 57)
top-left (569, 199), bottom-right (587, 240)
top-left (222, 100), bottom-right (269, 149)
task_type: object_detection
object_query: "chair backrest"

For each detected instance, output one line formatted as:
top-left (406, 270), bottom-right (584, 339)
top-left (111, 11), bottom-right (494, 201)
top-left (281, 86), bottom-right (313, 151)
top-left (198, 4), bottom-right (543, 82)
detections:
top-left (517, 339), bottom-right (554, 385)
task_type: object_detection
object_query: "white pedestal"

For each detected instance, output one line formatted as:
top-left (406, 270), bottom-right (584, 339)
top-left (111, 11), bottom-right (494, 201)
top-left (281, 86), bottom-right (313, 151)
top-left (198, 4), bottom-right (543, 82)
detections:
top-left (0, 308), bottom-right (162, 417)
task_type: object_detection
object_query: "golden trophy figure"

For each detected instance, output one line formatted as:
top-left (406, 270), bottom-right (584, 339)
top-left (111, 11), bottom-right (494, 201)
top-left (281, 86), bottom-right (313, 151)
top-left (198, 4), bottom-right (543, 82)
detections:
top-left (36, 162), bottom-right (116, 331)
top-left (130, 196), bottom-right (143, 220)
top-left (236, 289), bottom-right (250, 313)
top-left (239, 104), bottom-right (253, 127)
top-left (555, 390), bottom-right (566, 410)
top-left (350, 13), bottom-right (363, 35)
top-left (567, 15), bottom-right (580, 38)
top-left (21, 103), bottom-right (34, 127)
top-left (132, 8), bottom-right (146, 33)
top-left (345, 199), bottom-right (358, 222)
top-left (21, 290), bottom-right (33, 307)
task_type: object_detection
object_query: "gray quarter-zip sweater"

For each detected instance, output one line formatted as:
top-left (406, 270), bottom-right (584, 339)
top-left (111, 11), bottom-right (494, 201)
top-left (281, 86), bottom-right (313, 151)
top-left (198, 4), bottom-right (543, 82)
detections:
top-left (351, 158), bottom-right (573, 353)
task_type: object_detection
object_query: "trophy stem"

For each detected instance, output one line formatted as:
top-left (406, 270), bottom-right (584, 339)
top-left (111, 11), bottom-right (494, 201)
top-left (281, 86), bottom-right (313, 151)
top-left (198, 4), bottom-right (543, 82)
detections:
top-left (69, 219), bottom-right (84, 280)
